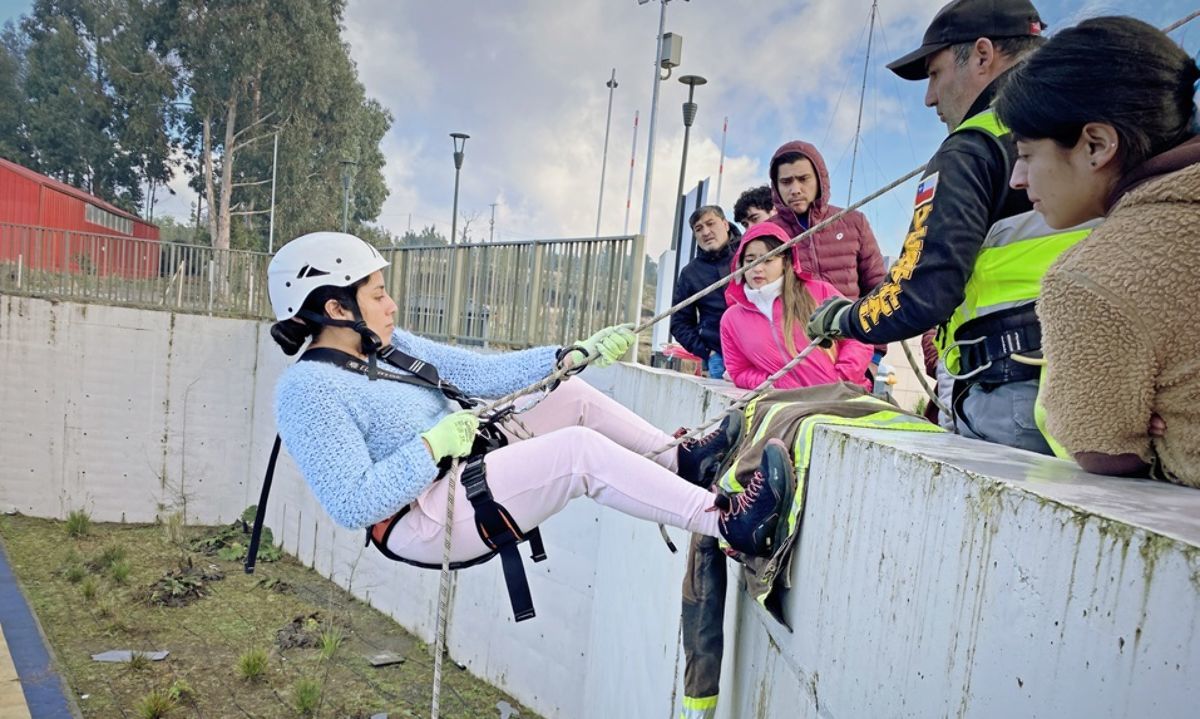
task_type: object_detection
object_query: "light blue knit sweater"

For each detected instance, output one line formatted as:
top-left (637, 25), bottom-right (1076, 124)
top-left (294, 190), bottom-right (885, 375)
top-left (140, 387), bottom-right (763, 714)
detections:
top-left (274, 329), bottom-right (558, 529)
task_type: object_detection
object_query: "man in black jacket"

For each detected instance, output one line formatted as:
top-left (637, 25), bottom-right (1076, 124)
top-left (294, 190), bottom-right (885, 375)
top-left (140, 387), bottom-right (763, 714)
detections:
top-left (807, 0), bottom-right (1052, 452)
top-left (670, 205), bottom-right (739, 379)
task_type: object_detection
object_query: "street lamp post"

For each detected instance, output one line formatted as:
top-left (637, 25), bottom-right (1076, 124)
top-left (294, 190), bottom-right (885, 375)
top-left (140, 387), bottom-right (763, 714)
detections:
top-left (446, 132), bottom-right (470, 341)
top-left (670, 74), bottom-right (706, 253)
top-left (636, 0), bottom-right (681, 241)
top-left (596, 69), bottom-right (618, 237)
top-left (449, 132), bottom-right (469, 245)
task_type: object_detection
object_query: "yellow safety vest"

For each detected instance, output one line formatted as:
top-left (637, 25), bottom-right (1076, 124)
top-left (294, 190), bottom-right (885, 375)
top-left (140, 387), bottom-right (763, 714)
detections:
top-left (935, 109), bottom-right (1093, 375)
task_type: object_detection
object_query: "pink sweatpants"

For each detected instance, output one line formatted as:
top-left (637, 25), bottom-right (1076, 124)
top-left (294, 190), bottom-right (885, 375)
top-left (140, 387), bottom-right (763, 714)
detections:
top-left (386, 379), bottom-right (722, 564)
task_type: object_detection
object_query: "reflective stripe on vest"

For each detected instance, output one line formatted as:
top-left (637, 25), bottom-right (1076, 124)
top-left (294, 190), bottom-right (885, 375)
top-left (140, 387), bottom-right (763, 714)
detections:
top-left (934, 108), bottom-right (1093, 373)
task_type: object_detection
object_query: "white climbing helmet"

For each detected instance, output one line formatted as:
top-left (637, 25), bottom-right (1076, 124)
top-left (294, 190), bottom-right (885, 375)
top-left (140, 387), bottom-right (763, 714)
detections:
top-left (268, 232), bottom-right (389, 321)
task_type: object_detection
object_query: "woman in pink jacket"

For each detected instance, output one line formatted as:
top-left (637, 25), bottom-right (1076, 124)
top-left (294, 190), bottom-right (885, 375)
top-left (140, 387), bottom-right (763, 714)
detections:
top-left (720, 223), bottom-right (872, 390)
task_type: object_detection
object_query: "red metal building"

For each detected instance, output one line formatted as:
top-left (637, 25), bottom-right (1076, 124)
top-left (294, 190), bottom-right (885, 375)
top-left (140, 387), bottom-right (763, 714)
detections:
top-left (0, 158), bottom-right (161, 279)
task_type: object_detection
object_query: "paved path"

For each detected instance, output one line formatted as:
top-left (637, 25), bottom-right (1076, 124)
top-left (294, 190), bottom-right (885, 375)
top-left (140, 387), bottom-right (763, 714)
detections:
top-left (0, 537), bottom-right (76, 718)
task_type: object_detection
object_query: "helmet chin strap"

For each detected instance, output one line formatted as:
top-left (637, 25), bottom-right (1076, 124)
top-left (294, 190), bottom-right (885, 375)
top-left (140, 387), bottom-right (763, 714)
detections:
top-left (297, 310), bottom-right (385, 366)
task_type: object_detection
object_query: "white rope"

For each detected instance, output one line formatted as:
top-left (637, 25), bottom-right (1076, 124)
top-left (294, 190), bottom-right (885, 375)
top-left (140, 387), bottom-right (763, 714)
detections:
top-left (430, 456), bottom-right (459, 719)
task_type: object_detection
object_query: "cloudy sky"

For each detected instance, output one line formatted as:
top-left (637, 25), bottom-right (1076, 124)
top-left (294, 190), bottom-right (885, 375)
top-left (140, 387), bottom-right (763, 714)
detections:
top-left (3, 0), bottom-right (1198, 258)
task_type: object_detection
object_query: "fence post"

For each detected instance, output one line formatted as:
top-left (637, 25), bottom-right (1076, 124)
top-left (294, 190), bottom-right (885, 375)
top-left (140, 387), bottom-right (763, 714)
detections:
top-left (16, 253), bottom-right (21, 289)
top-left (207, 258), bottom-right (215, 315)
top-left (446, 246), bottom-right (464, 343)
top-left (527, 241), bottom-right (545, 347)
top-left (625, 234), bottom-right (646, 364)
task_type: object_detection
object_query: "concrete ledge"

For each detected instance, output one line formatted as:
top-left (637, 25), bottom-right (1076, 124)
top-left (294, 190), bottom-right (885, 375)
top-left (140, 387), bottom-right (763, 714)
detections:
top-left (3, 295), bottom-right (1198, 718)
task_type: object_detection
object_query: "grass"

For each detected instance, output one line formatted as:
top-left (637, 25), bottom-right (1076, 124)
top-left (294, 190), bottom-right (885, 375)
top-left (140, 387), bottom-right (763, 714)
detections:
top-left (0, 514), bottom-right (539, 719)
top-left (65, 509), bottom-right (91, 537)
top-left (293, 677), bottom-right (322, 716)
top-left (134, 687), bottom-right (177, 719)
top-left (237, 647), bottom-right (269, 682)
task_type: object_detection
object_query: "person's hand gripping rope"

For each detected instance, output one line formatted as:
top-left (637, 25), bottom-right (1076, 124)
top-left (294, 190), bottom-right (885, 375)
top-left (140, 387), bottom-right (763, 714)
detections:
top-left (561, 323), bottom-right (637, 369)
top-left (422, 411), bottom-right (480, 461)
top-left (806, 297), bottom-right (853, 348)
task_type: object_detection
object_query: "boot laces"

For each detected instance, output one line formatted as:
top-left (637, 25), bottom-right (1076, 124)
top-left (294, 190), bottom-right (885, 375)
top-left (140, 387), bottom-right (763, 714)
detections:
top-left (724, 470), bottom-right (764, 519)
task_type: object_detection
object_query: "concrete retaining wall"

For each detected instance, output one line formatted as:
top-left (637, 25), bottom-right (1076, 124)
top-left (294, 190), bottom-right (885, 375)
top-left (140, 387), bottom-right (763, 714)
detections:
top-left (3, 293), bottom-right (1198, 718)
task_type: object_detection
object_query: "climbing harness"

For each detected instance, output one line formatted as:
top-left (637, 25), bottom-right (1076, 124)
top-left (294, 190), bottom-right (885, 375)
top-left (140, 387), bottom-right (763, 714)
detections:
top-left (245, 344), bottom-right (549, 624)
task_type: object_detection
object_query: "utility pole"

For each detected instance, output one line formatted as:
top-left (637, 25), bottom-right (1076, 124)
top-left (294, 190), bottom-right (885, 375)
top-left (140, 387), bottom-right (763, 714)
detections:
top-left (489, 202), bottom-right (498, 243)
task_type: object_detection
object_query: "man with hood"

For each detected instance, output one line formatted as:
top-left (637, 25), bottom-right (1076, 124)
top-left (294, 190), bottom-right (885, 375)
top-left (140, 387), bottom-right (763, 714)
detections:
top-left (766, 141), bottom-right (885, 301)
top-left (807, 0), bottom-right (1054, 453)
top-left (670, 205), bottom-right (741, 379)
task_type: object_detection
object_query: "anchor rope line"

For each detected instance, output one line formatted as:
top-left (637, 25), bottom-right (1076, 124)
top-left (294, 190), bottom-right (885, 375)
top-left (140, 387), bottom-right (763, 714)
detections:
top-left (471, 163), bottom-right (927, 422)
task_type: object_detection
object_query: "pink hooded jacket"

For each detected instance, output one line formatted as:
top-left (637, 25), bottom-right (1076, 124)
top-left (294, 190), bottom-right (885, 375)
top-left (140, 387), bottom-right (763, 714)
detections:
top-left (720, 223), bottom-right (873, 391)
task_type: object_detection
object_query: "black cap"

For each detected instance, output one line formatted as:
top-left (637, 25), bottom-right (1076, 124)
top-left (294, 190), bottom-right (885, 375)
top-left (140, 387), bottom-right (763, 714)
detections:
top-left (887, 0), bottom-right (1045, 81)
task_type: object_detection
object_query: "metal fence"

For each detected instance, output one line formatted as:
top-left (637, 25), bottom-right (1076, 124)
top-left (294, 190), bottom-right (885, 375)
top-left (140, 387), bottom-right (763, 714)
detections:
top-left (0, 222), bottom-right (646, 348)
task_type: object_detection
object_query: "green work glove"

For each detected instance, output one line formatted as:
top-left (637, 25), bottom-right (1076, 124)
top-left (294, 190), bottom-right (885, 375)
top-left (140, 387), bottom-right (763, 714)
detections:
top-left (806, 297), bottom-right (852, 348)
top-left (565, 323), bottom-right (637, 369)
top-left (421, 411), bottom-right (480, 461)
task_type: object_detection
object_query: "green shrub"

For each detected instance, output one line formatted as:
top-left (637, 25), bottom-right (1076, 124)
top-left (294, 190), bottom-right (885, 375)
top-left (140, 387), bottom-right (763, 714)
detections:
top-left (109, 559), bottom-right (132, 584)
top-left (292, 677), bottom-right (322, 716)
top-left (134, 688), bottom-right (177, 719)
top-left (237, 648), bottom-right (268, 682)
top-left (65, 509), bottom-right (91, 538)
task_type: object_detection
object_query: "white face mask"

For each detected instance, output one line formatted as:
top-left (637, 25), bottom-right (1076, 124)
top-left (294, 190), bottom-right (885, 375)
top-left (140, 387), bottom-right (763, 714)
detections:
top-left (744, 277), bottom-right (783, 319)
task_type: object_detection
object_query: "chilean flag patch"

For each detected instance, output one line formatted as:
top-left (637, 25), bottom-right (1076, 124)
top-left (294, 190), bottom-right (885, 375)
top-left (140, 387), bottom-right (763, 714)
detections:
top-left (914, 172), bottom-right (939, 207)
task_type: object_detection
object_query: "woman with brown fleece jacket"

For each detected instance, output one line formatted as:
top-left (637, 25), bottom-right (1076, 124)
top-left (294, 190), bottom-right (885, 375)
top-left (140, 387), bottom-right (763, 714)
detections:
top-left (995, 16), bottom-right (1200, 487)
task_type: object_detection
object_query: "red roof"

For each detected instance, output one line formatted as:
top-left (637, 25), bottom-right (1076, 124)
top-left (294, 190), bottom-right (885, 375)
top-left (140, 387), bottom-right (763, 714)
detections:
top-left (0, 157), bottom-right (152, 226)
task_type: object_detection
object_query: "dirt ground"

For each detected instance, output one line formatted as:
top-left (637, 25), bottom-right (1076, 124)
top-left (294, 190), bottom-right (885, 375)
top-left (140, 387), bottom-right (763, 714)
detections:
top-left (0, 513), bottom-right (542, 719)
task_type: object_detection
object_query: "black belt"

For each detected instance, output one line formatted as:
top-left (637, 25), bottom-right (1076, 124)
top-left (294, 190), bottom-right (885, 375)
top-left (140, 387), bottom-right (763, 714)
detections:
top-left (954, 304), bottom-right (1042, 385)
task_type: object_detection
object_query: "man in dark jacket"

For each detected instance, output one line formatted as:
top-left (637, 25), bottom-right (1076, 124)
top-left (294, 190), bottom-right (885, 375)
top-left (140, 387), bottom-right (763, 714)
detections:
top-left (807, 0), bottom-right (1049, 452)
top-left (670, 205), bottom-right (739, 379)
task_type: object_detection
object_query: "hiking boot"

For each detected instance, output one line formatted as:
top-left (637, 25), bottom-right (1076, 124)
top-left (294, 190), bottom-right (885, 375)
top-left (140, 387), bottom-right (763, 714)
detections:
top-left (718, 438), bottom-right (793, 557)
top-left (676, 409), bottom-right (745, 488)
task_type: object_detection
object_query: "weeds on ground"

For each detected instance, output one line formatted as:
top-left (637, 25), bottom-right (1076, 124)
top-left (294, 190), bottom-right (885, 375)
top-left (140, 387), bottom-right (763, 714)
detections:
top-left (189, 505), bottom-right (281, 564)
top-left (292, 677), bottom-right (322, 717)
top-left (65, 509), bottom-right (91, 537)
top-left (61, 560), bottom-right (87, 583)
top-left (80, 575), bottom-right (98, 601)
top-left (141, 557), bottom-right (223, 607)
top-left (110, 559), bottom-right (132, 584)
top-left (127, 651), bottom-right (152, 673)
top-left (166, 679), bottom-right (195, 705)
top-left (134, 688), bottom-right (177, 719)
top-left (92, 545), bottom-right (128, 571)
top-left (319, 625), bottom-right (344, 660)
top-left (237, 647), bottom-right (269, 682)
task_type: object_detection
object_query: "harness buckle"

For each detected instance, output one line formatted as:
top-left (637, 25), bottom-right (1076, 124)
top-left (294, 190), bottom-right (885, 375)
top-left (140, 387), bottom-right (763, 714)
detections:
top-left (460, 456), bottom-right (491, 502)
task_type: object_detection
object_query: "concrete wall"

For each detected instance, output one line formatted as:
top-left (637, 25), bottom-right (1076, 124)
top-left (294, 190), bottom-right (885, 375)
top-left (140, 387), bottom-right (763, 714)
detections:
top-left (3, 294), bottom-right (1198, 719)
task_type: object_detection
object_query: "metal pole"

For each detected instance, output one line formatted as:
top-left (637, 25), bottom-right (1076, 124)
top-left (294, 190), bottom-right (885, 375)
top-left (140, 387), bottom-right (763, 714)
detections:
top-left (848, 0), bottom-right (878, 204)
top-left (670, 76), bottom-right (705, 252)
top-left (268, 131), bottom-right (279, 252)
top-left (450, 167), bottom-right (462, 245)
top-left (489, 202), bottom-right (498, 243)
top-left (596, 68), bottom-right (618, 237)
top-left (715, 116), bottom-right (728, 206)
top-left (624, 111), bottom-right (639, 235)
top-left (636, 0), bottom-right (669, 241)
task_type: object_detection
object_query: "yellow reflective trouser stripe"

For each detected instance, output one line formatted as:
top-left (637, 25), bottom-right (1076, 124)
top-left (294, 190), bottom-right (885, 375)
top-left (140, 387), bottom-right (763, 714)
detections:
top-left (681, 694), bottom-right (719, 715)
top-left (1034, 366), bottom-right (1072, 460)
top-left (787, 411), bottom-right (943, 535)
